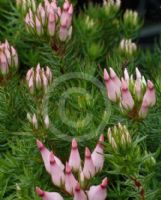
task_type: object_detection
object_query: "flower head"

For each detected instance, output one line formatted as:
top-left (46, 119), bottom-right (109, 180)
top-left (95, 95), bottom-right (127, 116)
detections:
top-left (0, 40), bottom-right (18, 77)
top-left (104, 67), bottom-right (156, 119)
top-left (25, 0), bottom-right (73, 42)
top-left (36, 136), bottom-right (107, 199)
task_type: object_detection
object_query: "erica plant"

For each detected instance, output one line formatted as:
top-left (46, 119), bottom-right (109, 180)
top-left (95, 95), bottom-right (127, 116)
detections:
top-left (36, 135), bottom-right (108, 200)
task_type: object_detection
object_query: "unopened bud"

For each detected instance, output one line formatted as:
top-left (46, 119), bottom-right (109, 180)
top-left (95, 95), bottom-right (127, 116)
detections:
top-left (32, 113), bottom-right (38, 129)
top-left (44, 115), bottom-right (50, 129)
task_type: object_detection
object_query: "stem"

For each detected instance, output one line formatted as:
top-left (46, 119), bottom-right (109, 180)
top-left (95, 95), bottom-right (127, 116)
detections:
top-left (131, 177), bottom-right (146, 200)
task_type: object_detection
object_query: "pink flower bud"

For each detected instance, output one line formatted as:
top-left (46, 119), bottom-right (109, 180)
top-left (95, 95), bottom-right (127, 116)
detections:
top-left (87, 178), bottom-right (108, 200)
top-left (50, 152), bottom-right (65, 187)
top-left (51, 0), bottom-right (58, 11)
top-left (139, 99), bottom-right (149, 119)
top-left (25, 14), bottom-right (30, 25)
top-left (73, 183), bottom-right (87, 200)
top-left (48, 12), bottom-right (55, 36)
top-left (142, 80), bottom-right (156, 107)
top-left (35, 16), bottom-right (42, 36)
top-left (26, 68), bottom-right (33, 82)
top-left (36, 187), bottom-right (64, 200)
top-left (136, 67), bottom-right (141, 80)
top-left (57, 7), bottom-right (61, 17)
top-left (109, 67), bottom-right (121, 88)
top-left (66, 4), bottom-right (73, 28)
top-left (91, 134), bottom-right (104, 172)
top-left (46, 66), bottom-right (52, 83)
top-left (42, 72), bottom-right (48, 91)
top-left (39, 6), bottom-right (46, 25)
top-left (83, 147), bottom-right (95, 179)
top-left (36, 63), bottom-right (41, 73)
top-left (60, 8), bottom-right (68, 26)
top-left (135, 78), bottom-right (142, 100)
top-left (104, 69), bottom-right (120, 102)
top-left (4, 48), bottom-right (11, 66)
top-left (4, 40), bottom-right (9, 49)
top-left (124, 68), bottom-right (129, 82)
top-left (68, 138), bottom-right (81, 171)
top-left (44, 0), bottom-right (50, 8)
top-left (36, 140), bottom-right (64, 174)
top-left (65, 162), bottom-right (77, 194)
top-left (63, 0), bottom-right (70, 10)
top-left (59, 24), bottom-right (68, 42)
top-left (0, 52), bottom-right (8, 75)
top-left (121, 79), bottom-right (134, 110)
top-left (36, 139), bottom-right (50, 173)
top-left (28, 76), bottom-right (34, 94)
top-left (35, 71), bottom-right (42, 89)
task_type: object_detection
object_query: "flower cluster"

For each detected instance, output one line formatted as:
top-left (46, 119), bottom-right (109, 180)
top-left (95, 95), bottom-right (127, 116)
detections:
top-left (103, 0), bottom-right (121, 8)
top-left (120, 39), bottom-right (137, 55)
top-left (36, 135), bottom-right (108, 200)
top-left (123, 9), bottom-right (138, 26)
top-left (26, 64), bottom-right (52, 94)
top-left (103, 0), bottom-right (121, 14)
top-left (0, 40), bottom-right (18, 77)
top-left (104, 67), bottom-right (156, 119)
top-left (27, 113), bottom-right (50, 129)
top-left (107, 123), bottom-right (131, 150)
top-left (25, 0), bottom-right (73, 42)
top-left (16, 0), bottom-right (36, 13)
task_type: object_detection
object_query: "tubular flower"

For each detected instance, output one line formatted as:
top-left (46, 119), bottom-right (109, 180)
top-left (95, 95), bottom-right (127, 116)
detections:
top-left (68, 138), bottom-right (81, 171)
top-left (36, 137), bottom-right (108, 199)
top-left (83, 147), bottom-right (96, 179)
top-left (36, 187), bottom-right (64, 200)
top-left (0, 40), bottom-right (18, 77)
top-left (25, 0), bottom-right (73, 42)
top-left (87, 178), bottom-right (109, 200)
top-left (91, 134), bottom-right (104, 172)
top-left (104, 67), bottom-right (156, 119)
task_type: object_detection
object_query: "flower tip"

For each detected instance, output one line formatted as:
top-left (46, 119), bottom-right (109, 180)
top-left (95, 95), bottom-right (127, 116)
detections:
top-left (36, 63), bottom-right (41, 71)
top-left (101, 177), bottom-right (109, 188)
top-left (147, 80), bottom-right (154, 90)
top-left (85, 147), bottom-right (91, 158)
top-left (104, 68), bottom-right (110, 81)
top-left (68, 4), bottom-right (73, 14)
top-left (99, 134), bottom-right (104, 143)
top-left (36, 139), bottom-right (44, 150)
top-left (109, 67), bottom-right (116, 78)
top-left (36, 187), bottom-right (44, 197)
top-left (72, 138), bottom-right (78, 149)
top-left (135, 67), bottom-right (141, 79)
